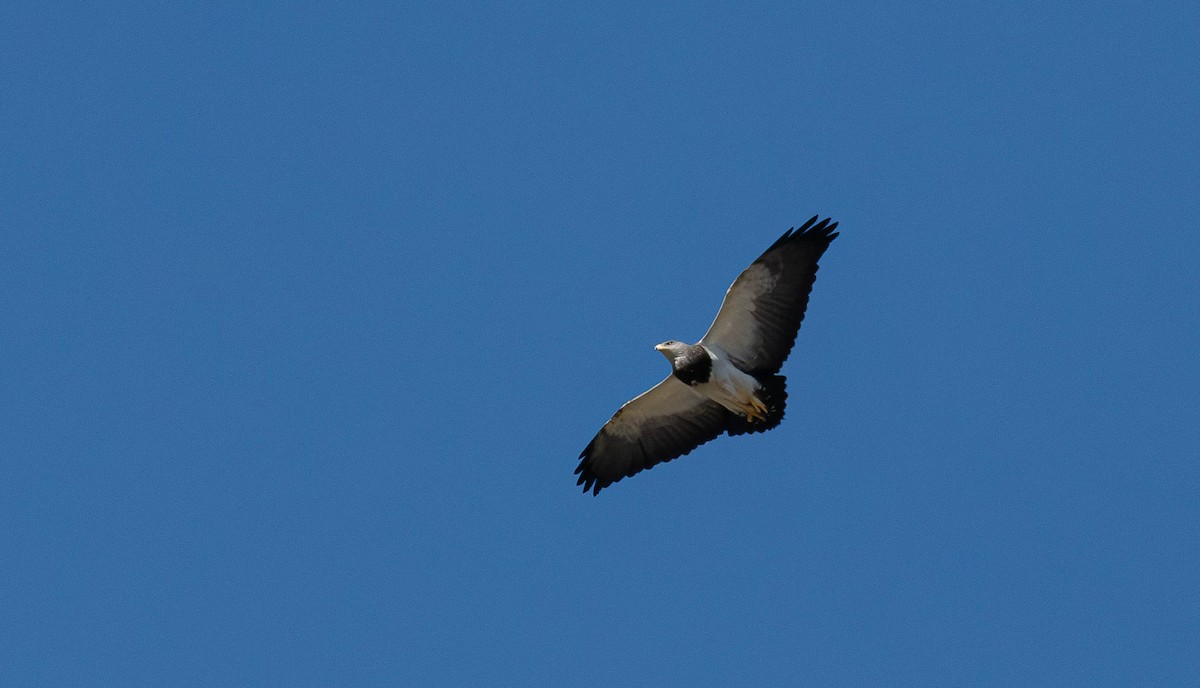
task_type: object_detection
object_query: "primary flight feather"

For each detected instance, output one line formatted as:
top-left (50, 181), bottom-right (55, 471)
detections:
top-left (575, 216), bottom-right (839, 495)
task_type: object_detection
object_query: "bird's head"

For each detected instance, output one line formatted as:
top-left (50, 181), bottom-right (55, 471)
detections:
top-left (654, 340), bottom-right (690, 364)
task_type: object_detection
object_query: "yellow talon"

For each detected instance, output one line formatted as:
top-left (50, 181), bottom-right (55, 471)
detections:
top-left (745, 397), bottom-right (768, 422)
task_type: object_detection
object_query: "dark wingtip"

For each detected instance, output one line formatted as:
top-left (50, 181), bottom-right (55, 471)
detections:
top-left (769, 215), bottom-right (838, 251)
top-left (577, 475), bottom-right (607, 496)
top-left (576, 473), bottom-right (599, 495)
top-left (795, 216), bottom-right (838, 243)
top-left (575, 465), bottom-right (596, 494)
top-left (575, 445), bottom-right (611, 495)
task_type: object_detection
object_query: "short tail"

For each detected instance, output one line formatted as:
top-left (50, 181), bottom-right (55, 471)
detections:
top-left (727, 374), bottom-right (788, 436)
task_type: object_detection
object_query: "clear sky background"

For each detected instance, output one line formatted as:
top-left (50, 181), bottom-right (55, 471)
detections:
top-left (3, 2), bottom-right (1198, 686)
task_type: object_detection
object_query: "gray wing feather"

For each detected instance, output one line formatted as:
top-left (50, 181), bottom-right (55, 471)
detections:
top-left (700, 217), bottom-right (838, 373)
top-left (575, 377), bottom-right (730, 495)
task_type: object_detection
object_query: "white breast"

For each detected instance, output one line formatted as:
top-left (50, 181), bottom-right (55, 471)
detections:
top-left (696, 345), bottom-right (762, 415)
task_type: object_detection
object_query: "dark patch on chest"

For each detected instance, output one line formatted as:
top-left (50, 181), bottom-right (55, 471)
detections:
top-left (672, 345), bottom-right (713, 386)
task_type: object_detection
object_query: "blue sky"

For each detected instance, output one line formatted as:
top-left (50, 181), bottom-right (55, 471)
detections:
top-left (3, 1), bottom-right (1198, 685)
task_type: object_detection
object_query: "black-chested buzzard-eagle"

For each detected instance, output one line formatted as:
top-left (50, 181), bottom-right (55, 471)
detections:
top-left (575, 216), bottom-right (839, 495)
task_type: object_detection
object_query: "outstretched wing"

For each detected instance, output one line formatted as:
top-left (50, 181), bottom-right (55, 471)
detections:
top-left (575, 376), bottom-right (731, 495)
top-left (700, 216), bottom-right (838, 373)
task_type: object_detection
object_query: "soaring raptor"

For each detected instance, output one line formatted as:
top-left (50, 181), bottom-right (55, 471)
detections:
top-left (575, 216), bottom-right (839, 495)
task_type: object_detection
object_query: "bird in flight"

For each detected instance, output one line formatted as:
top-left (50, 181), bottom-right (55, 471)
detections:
top-left (575, 216), bottom-right (839, 495)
